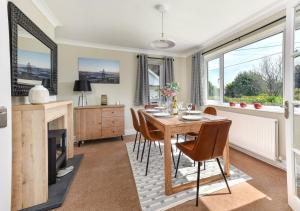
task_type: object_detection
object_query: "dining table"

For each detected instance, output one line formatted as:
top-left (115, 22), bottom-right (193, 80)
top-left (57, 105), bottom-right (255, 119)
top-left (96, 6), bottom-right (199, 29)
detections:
top-left (142, 110), bottom-right (231, 196)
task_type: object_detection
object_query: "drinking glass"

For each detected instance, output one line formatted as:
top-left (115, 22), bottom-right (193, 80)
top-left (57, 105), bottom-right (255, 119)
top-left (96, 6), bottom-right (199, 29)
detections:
top-left (187, 103), bottom-right (193, 115)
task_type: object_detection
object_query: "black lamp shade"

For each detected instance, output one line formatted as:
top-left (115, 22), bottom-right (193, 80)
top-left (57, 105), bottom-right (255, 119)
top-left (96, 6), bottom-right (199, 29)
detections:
top-left (73, 80), bottom-right (92, 91)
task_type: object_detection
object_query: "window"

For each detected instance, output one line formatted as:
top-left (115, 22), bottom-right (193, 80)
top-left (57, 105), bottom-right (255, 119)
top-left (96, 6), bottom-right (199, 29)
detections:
top-left (207, 58), bottom-right (221, 101)
top-left (206, 32), bottom-right (284, 106)
top-left (148, 62), bottom-right (162, 103)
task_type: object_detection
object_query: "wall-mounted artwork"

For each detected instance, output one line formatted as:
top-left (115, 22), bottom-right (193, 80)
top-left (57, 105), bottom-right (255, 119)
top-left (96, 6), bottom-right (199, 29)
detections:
top-left (78, 57), bottom-right (120, 84)
top-left (17, 49), bottom-right (51, 85)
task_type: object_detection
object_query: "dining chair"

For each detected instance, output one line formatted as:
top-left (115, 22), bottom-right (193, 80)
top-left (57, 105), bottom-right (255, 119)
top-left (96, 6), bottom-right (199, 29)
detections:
top-left (137, 110), bottom-right (176, 175)
top-left (185, 106), bottom-right (217, 139)
top-left (144, 104), bottom-right (158, 109)
top-left (130, 108), bottom-right (142, 160)
top-left (174, 120), bottom-right (232, 206)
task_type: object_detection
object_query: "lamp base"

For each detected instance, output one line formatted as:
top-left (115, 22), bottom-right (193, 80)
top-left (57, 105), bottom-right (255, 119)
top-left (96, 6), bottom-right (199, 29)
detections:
top-left (78, 92), bottom-right (88, 107)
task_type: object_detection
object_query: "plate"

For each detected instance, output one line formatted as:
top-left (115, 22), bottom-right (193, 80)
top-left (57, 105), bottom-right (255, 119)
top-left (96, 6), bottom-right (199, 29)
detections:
top-left (145, 109), bottom-right (159, 113)
top-left (186, 110), bottom-right (202, 115)
top-left (154, 106), bottom-right (166, 110)
top-left (182, 115), bottom-right (203, 121)
top-left (153, 112), bottom-right (171, 117)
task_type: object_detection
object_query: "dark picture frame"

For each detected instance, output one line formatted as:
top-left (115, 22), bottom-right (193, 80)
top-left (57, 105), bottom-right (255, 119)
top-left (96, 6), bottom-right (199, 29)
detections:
top-left (8, 2), bottom-right (57, 96)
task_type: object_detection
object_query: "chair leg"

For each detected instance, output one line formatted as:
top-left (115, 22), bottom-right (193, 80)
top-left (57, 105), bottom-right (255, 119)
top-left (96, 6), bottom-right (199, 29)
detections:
top-left (203, 161), bottom-right (206, 170)
top-left (133, 132), bottom-right (138, 152)
top-left (141, 139), bottom-right (147, 162)
top-left (176, 134), bottom-right (179, 152)
top-left (158, 141), bottom-right (162, 155)
top-left (171, 146), bottom-right (176, 168)
top-left (184, 134), bottom-right (187, 142)
top-left (196, 161), bottom-right (201, 206)
top-left (174, 151), bottom-right (182, 178)
top-left (145, 141), bottom-right (152, 176)
top-left (216, 158), bottom-right (231, 194)
top-left (136, 133), bottom-right (142, 160)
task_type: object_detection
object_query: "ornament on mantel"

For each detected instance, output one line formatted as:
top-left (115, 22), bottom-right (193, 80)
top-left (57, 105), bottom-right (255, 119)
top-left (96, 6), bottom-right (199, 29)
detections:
top-left (28, 84), bottom-right (50, 104)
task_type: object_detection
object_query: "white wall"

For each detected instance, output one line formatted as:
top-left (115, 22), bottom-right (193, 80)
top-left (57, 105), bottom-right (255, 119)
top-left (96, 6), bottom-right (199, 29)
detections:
top-left (0, 0), bottom-right (12, 210)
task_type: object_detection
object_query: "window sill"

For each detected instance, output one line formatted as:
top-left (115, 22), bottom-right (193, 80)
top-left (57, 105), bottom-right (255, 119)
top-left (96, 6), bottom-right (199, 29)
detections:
top-left (207, 102), bottom-right (284, 114)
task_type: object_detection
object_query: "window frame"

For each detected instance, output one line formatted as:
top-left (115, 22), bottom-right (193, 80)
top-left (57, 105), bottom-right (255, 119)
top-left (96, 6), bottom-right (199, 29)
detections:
top-left (204, 26), bottom-right (285, 107)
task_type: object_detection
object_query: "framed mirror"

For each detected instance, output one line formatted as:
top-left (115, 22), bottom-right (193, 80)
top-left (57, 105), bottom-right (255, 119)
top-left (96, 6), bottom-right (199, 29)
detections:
top-left (8, 2), bottom-right (57, 96)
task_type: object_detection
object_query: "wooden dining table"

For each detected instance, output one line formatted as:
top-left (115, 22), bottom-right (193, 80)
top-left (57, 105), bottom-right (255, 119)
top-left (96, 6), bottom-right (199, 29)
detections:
top-left (142, 110), bottom-right (231, 196)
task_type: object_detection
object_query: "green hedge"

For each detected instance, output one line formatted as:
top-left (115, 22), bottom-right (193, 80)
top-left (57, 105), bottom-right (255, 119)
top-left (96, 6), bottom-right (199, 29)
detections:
top-left (224, 94), bottom-right (283, 105)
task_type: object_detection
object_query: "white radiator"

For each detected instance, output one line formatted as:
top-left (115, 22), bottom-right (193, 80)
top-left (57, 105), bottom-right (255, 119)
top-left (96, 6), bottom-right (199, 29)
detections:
top-left (217, 110), bottom-right (279, 161)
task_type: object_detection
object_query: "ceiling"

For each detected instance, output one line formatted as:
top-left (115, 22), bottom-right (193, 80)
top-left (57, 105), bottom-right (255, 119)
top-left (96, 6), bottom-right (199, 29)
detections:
top-left (43, 0), bottom-right (283, 56)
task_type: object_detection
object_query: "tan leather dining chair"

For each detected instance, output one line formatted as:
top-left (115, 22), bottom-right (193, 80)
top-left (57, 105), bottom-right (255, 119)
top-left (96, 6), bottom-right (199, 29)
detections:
top-left (138, 110), bottom-right (176, 176)
top-left (175, 120), bottom-right (232, 206)
top-left (130, 108), bottom-right (143, 160)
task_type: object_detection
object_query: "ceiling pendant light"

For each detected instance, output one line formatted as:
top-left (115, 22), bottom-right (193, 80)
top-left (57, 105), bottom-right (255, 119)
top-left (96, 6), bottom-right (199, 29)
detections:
top-left (150, 4), bottom-right (176, 49)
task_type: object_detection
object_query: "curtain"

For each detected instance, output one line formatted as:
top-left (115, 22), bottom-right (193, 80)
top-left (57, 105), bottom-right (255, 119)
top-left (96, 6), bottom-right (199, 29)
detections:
top-left (162, 57), bottom-right (174, 86)
top-left (191, 51), bottom-right (204, 106)
top-left (134, 54), bottom-right (150, 106)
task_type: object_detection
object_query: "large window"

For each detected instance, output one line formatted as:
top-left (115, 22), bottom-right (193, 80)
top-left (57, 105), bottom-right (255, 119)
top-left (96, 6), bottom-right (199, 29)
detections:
top-left (148, 62), bottom-right (162, 103)
top-left (207, 32), bottom-right (284, 106)
top-left (207, 58), bottom-right (221, 101)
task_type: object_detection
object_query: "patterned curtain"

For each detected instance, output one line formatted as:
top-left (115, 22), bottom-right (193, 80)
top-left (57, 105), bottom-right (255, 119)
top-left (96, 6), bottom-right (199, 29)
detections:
top-left (134, 54), bottom-right (150, 106)
top-left (162, 57), bottom-right (174, 86)
top-left (191, 51), bottom-right (204, 106)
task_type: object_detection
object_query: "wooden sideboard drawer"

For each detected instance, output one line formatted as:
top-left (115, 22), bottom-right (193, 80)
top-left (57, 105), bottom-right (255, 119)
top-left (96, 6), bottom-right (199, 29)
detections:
top-left (102, 127), bottom-right (124, 137)
top-left (102, 117), bottom-right (124, 128)
top-left (102, 108), bottom-right (123, 117)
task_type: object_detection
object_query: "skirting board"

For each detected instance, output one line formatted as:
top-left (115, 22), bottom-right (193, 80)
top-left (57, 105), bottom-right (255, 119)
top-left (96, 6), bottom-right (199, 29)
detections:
top-left (230, 143), bottom-right (286, 170)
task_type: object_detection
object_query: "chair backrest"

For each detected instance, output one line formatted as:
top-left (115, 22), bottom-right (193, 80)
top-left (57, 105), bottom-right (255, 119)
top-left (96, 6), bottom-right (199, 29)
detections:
top-left (203, 106), bottom-right (217, 115)
top-left (191, 120), bottom-right (232, 161)
top-left (144, 104), bottom-right (158, 109)
top-left (137, 110), bottom-right (153, 140)
top-left (130, 108), bottom-right (140, 132)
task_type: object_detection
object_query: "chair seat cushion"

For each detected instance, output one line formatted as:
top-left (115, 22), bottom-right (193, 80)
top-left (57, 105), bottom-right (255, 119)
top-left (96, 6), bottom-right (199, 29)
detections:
top-left (149, 130), bottom-right (164, 140)
top-left (176, 140), bottom-right (196, 156)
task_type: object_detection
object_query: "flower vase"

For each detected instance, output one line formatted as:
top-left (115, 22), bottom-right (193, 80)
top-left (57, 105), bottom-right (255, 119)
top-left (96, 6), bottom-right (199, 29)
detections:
top-left (171, 96), bottom-right (178, 115)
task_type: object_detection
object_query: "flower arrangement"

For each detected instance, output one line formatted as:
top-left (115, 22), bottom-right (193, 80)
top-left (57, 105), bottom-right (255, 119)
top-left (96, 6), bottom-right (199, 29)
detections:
top-left (160, 82), bottom-right (180, 97)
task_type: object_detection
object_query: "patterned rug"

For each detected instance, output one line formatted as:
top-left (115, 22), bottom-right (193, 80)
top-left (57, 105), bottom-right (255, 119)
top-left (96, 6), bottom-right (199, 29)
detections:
top-left (126, 137), bottom-right (251, 211)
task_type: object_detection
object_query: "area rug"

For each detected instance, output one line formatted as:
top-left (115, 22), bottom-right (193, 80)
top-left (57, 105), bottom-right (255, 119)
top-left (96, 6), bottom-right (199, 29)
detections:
top-left (126, 138), bottom-right (251, 211)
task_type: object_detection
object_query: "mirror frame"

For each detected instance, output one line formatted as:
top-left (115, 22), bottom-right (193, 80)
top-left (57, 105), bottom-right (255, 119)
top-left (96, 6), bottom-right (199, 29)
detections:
top-left (8, 2), bottom-right (57, 96)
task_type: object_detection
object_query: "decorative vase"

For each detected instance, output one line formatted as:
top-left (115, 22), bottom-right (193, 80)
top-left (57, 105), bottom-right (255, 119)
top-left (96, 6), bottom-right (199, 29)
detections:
top-left (254, 102), bottom-right (262, 109)
top-left (240, 102), bottom-right (247, 108)
top-left (28, 85), bottom-right (50, 104)
top-left (171, 96), bottom-right (178, 115)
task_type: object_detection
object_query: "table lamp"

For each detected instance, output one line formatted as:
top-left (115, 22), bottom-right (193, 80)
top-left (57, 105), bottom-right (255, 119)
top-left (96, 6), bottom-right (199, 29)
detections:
top-left (73, 80), bottom-right (92, 106)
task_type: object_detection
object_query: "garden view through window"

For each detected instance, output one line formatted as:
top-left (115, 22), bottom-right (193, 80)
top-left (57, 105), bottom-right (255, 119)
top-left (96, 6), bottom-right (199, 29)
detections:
top-left (208, 32), bottom-right (284, 106)
top-left (208, 58), bottom-right (220, 101)
top-left (148, 62), bottom-right (161, 103)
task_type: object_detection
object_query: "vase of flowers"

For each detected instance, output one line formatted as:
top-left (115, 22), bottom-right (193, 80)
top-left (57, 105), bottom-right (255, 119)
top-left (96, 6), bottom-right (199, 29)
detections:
top-left (160, 82), bottom-right (180, 113)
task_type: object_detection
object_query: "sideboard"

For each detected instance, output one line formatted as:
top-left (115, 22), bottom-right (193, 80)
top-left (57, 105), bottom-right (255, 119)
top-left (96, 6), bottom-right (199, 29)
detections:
top-left (74, 105), bottom-right (125, 144)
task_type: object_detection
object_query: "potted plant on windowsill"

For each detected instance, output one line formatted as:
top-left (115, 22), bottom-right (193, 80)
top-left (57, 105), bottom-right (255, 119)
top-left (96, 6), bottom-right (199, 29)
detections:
top-left (254, 102), bottom-right (263, 109)
top-left (229, 102), bottom-right (236, 107)
top-left (240, 102), bottom-right (247, 108)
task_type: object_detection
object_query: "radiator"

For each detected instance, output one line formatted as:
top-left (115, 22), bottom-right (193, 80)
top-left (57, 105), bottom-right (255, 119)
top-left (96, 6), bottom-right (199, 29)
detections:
top-left (217, 110), bottom-right (279, 161)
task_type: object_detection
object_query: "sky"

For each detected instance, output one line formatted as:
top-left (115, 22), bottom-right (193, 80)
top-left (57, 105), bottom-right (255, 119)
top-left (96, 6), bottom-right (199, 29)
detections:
top-left (208, 30), bottom-right (300, 88)
top-left (79, 57), bottom-right (120, 73)
top-left (18, 49), bottom-right (50, 69)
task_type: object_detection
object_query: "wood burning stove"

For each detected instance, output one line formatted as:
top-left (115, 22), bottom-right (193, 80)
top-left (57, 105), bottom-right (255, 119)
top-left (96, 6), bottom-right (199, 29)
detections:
top-left (48, 129), bottom-right (67, 185)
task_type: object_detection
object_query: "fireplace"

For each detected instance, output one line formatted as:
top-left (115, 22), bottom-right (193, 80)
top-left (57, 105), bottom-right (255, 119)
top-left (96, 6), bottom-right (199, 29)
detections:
top-left (48, 129), bottom-right (67, 185)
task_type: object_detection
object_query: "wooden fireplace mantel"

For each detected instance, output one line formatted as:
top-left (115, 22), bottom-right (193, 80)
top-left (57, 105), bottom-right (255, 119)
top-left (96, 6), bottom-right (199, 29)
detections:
top-left (12, 101), bottom-right (74, 210)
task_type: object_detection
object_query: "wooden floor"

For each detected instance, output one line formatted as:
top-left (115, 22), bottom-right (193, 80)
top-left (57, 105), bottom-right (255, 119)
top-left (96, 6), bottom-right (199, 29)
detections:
top-left (55, 135), bottom-right (292, 211)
